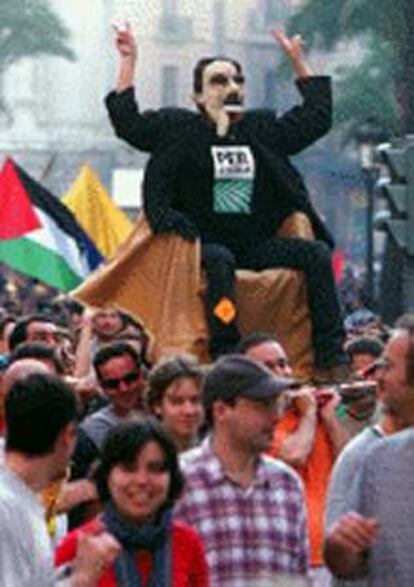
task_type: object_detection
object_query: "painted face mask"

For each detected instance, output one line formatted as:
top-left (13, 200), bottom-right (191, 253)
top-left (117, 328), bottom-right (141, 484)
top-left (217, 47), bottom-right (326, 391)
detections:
top-left (194, 60), bottom-right (245, 136)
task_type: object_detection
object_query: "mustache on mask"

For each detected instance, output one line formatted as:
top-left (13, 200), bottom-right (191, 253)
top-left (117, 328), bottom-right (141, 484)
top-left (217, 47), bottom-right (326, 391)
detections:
top-left (224, 93), bottom-right (243, 113)
top-left (224, 93), bottom-right (243, 106)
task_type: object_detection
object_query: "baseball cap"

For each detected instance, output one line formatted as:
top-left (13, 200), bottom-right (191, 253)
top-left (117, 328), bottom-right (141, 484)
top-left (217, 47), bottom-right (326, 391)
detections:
top-left (203, 354), bottom-right (293, 409)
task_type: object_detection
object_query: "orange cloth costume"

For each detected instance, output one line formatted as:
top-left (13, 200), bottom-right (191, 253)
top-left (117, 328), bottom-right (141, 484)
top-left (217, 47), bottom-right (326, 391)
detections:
top-left (270, 411), bottom-right (335, 566)
top-left (73, 213), bottom-right (314, 378)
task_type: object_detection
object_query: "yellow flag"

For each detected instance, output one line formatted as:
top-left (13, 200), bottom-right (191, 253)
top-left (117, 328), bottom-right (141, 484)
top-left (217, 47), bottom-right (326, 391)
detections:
top-left (62, 165), bottom-right (134, 259)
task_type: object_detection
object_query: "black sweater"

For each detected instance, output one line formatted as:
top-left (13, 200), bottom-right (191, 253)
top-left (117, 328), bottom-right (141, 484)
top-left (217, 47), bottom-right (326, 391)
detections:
top-left (105, 76), bottom-right (334, 252)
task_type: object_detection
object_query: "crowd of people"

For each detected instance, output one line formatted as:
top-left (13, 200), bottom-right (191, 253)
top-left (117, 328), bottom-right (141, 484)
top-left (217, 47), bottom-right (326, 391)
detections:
top-left (0, 295), bottom-right (410, 586)
top-left (0, 19), bottom-right (411, 587)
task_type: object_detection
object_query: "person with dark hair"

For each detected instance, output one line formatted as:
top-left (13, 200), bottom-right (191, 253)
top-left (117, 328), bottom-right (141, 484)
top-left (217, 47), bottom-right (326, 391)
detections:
top-left (325, 314), bottom-right (414, 585)
top-left (70, 341), bottom-right (146, 527)
top-left (146, 355), bottom-right (205, 452)
top-left (106, 24), bottom-right (347, 378)
top-left (56, 420), bottom-right (209, 586)
top-left (8, 313), bottom-right (60, 352)
top-left (239, 332), bottom-right (347, 586)
top-left (175, 354), bottom-right (308, 584)
top-left (345, 336), bottom-right (384, 376)
top-left (5, 373), bottom-right (77, 456)
top-left (1, 357), bottom-right (99, 540)
top-left (1, 358), bottom-right (51, 442)
top-left (79, 341), bottom-right (145, 453)
top-left (236, 331), bottom-right (293, 377)
top-left (0, 372), bottom-right (120, 586)
top-left (10, 341), bottom-right (64, 374)
top-left (93, 340), bottom-right (141, 375)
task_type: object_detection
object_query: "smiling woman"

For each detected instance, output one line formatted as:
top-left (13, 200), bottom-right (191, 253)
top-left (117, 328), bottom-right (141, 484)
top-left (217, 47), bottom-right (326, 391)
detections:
top-left (55, 420), bottom-right (209, 586)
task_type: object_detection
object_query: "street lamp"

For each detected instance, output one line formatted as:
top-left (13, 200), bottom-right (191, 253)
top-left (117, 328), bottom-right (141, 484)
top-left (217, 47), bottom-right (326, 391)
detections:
top-left (354, 119), bottom-right (388, 309)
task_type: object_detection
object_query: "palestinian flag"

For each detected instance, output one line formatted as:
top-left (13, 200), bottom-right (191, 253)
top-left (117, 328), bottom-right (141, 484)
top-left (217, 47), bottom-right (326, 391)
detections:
top-left (0, 158), bottom-right (103, 291)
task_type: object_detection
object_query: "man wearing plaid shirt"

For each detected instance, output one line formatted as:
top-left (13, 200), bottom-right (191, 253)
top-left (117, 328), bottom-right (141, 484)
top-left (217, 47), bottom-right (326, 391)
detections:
top-left (175, 355), bottom-right (309, 586)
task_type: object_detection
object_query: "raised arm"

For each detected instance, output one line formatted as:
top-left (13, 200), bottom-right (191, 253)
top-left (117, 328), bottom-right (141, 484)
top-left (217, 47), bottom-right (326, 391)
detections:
top-left (114, 23), bottom-right (137, 93)
top-left (318, 388), bottom-right (353, 455)
top-left (272, 388), bottom-right (318, 468)
top-left (272, 29), bottom-right (313, 79)
top-left (106, 24), bottom-right (192, 153)
top-left (245, 29), bottom-right (331, 155)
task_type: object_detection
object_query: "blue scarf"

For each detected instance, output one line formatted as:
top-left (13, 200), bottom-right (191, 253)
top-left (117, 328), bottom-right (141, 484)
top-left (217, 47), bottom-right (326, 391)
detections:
top-left (102, 501), bottom-right (172, 587)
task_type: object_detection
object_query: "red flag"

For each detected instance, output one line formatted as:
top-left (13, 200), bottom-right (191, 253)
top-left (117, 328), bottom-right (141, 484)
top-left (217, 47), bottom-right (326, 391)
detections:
top-left (0, 158), bottom-right (41, 240)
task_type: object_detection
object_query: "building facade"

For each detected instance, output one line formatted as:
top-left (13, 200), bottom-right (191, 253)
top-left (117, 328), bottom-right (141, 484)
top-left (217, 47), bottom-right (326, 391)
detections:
top-left (0, 0), bottom-right (299, 209)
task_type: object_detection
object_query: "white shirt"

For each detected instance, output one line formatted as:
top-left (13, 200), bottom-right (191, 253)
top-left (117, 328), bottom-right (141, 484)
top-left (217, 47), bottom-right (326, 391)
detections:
top-left (0, 465), bottom-right (55, 587)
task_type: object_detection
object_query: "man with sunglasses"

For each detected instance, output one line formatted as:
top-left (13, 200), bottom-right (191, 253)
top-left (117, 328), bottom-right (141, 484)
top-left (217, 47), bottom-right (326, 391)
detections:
top-left (79, 342), bottom-right (145, 453)
top-left (106, 25), bottom-right (346, 375)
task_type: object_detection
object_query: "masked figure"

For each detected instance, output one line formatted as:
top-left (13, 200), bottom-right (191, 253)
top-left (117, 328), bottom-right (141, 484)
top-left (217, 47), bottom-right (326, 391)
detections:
top-left (104, 26), bottom-right (347, 377)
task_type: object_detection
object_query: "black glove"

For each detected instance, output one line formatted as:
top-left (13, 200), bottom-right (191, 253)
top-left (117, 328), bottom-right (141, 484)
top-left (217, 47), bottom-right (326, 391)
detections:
top-left (156, 210), bottom-right (199, 242)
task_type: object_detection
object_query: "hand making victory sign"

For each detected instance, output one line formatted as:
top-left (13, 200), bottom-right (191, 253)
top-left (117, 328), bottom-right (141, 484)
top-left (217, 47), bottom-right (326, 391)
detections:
top-left (272, 28), bottom-right (313, 78)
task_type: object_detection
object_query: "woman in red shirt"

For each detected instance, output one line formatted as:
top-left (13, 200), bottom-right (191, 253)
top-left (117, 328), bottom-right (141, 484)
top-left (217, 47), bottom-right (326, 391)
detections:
top-left (55, 420), bottom-right (209, 586)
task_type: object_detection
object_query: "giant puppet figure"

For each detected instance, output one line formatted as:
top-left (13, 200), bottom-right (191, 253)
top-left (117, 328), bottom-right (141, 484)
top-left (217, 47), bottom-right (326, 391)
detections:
top-left (106, 25), bottom-right (347, 377)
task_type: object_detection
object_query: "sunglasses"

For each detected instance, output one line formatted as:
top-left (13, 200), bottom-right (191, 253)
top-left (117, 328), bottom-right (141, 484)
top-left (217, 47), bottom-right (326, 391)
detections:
top-left (101, 371), bottom-right (140, 390)
top-left (210, 73), bottom-right (245, 86)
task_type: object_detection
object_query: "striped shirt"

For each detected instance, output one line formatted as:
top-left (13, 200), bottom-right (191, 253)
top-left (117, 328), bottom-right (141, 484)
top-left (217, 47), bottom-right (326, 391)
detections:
top-left (175, 437), bottom-right (309, 586)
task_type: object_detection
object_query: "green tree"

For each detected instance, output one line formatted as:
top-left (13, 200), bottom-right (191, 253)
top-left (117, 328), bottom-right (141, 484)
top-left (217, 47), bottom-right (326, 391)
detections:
top-left (0, 0), bottom-right (74, 110)
top-left (284, 0), bottom-right (414, 135)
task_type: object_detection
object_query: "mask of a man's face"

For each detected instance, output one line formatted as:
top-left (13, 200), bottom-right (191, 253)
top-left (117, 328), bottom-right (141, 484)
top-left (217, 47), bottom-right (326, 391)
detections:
top-left (194, 60), bottom-right (245, 126)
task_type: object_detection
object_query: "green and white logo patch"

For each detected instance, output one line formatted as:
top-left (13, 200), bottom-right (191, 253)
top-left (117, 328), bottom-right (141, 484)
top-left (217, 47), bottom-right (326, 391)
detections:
top-left (211, 146), bottom-right (255, 214)
top-left (214, 179), bottom-right (252, 213)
